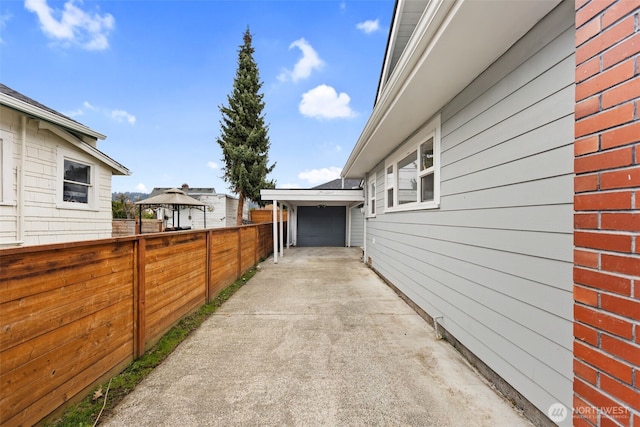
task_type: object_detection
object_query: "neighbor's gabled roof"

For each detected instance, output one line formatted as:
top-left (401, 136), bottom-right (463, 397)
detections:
top-left (0, 83), bottom-right (131, 176)
top-left (343, 0), bottom-right (562, 179)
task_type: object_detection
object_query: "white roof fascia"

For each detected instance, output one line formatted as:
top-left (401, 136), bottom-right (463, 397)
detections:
top-left (0, 92), bottom-right (106, 140)
top-left (39, 121), bottom-right (131, 176)
top-left (343, 0), bottom-right (561, 178)
top-left (344, 0), bottom-right (454, 178)
top-left (260, 189), bottom-right (363, 203)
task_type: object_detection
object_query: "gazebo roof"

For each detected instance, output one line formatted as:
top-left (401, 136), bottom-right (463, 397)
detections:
top-left (135, 188), bottom-right (205, 206)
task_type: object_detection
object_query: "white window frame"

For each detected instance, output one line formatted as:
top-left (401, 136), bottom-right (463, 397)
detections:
top-left (57, 149), bottom-right (98, 210)
top-left (385, 164), bottom-right (394, 209)
top-left (0, 130), bottom-right (14, 205)
top-left (384, 114), bottom-right (441, 212)
top-left (367, 172), bottom-right (376, 217)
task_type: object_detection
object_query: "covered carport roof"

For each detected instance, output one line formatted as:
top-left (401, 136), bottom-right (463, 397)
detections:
top-left (260, 188), bottom-right (364, 263)
top-left (260, 188), bottom-right (363, 206)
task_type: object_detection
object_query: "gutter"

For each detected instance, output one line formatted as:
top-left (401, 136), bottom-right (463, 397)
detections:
top-left (342, 0), bottom-right (455, 178)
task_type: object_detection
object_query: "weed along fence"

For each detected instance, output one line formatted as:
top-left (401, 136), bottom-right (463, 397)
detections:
top-left (0, 223), bottom-right (275, 426)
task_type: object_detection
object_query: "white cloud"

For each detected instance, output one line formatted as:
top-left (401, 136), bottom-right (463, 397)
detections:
top-left (278, 38), bottom-right (323, 83)
top-left (356, 19), bottom-right (380, 34)
top-left (136, 183), bottom-right (147, 192)
top-left (111, 109), bottom-right (136, 125)
top-left (280, 182), bottom-right (302, 189)
top-left (207, 161), bottom-right (219, 170)
top-left (65, 101), bottom-right (136, 125)
top-left (65, 108), bottom-right (84, 117)
top-left (0, 13), bottom-right (12, 44)
top-left (299, 84), bottom-right (355, 119)
top-left (24, 0), bottom-right (114, 50)
top-left (298, 167), bottom-right (342, 185)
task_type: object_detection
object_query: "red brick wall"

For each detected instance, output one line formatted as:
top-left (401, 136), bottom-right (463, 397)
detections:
top-left (574, 1), bottom-right (640, 426)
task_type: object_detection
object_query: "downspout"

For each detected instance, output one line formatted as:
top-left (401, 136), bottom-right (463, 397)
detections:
top-left (363, 180), bottom-right (367, 263)
top-left (17, 115), bottom-right (26, 244)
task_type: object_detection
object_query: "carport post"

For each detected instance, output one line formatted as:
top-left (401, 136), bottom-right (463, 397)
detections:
top-left (273, 201), bottom-right (278, 263)
top-left (279, 204), bottom-right (284, 257)
top-left (286, 204), bottom-right (291, 249)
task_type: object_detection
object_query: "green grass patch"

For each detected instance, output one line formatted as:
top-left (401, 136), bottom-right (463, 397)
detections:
top-left (46, 266), bottom-right (259, 427)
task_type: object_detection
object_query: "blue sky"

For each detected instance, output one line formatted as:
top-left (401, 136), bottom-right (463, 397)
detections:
top-left (1, 0), bottom-right (393, 194)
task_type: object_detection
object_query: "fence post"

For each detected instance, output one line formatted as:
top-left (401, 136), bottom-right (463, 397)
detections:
top-left (135, 237), bottom-right (146, 358)
top-left (237, 227), bottom-right (242, 279)
top-left (253, 226), bottom-right (258, 265)
top-left (205, 230), bottom-right (211, 303)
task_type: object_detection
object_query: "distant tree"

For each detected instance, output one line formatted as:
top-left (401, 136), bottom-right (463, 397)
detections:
top-left (111, 193), bottom-right (137, 219)
top-left (216, 27), bottom-right (275, 225)
top-left (112, 200), bottom-right (127, 219)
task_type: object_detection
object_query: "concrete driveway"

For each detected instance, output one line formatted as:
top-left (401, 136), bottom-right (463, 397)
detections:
top-left (102, 247), bottom-right (532, 427)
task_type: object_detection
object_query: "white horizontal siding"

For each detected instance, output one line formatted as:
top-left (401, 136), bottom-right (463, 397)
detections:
top-left (1, 110), bottom-right (115, 246)
top-left (366, 1), bottom-right (574, 422)
top-left (350, 206), bottom-right (364, 247)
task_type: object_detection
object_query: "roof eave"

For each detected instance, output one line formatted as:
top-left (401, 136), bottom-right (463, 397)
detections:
top-left (38, 121), bottom-right (130, 176)
top-left (0, 91), bottom-right (106, 140)
top-left (343, 0), bottom-right (562, 179)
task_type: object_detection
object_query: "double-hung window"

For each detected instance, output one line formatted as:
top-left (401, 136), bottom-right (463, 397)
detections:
top-left (63, 159), bottom-right (91, 203)
top-left (58, 150), bottom-right (96, 209)
top-left (384, 115), bottom-right (440, 211)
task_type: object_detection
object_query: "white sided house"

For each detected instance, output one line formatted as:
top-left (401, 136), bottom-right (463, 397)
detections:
top-left (149, 185), bottom-right (249, 230)
top-left (343, 1), bottom-right (576, 425)
top-left (0, 84), bottom-right (130, 247)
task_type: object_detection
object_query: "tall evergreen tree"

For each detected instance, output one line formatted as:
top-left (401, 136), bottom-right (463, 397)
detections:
top-left (217, 28), bottom-right (275, 225)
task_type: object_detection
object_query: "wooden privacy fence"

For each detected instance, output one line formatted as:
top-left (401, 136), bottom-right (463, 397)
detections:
top-left (249, 208), bottom-right (287, 224)
top-left (0, 223), bottom-right (274, 426)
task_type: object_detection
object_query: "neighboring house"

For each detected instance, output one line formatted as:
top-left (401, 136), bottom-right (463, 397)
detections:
top-left (0, 84), bottom-right (130, 247)
top-left (149, 184), bottom-right (249, 229)
top-left (340, 1), bottom-right (640, 426)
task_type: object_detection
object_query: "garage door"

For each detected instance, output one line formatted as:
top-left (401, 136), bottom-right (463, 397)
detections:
top-left (297, 206), bottom-right (345, 247)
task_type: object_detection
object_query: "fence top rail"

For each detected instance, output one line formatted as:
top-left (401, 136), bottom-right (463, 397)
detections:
top-left (0, 223), bottom-right (276, 256)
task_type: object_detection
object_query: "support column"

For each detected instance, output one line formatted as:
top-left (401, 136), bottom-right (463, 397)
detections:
top-left (286, 204), bottom-right (291, 249)
top-left (279, 204), bottom-right (284, 258)
top-left (272, 201), bottom-right (278, 263)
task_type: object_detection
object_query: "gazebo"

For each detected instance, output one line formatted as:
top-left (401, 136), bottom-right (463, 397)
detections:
top-left (134, 188), bottom-right (206, 234)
